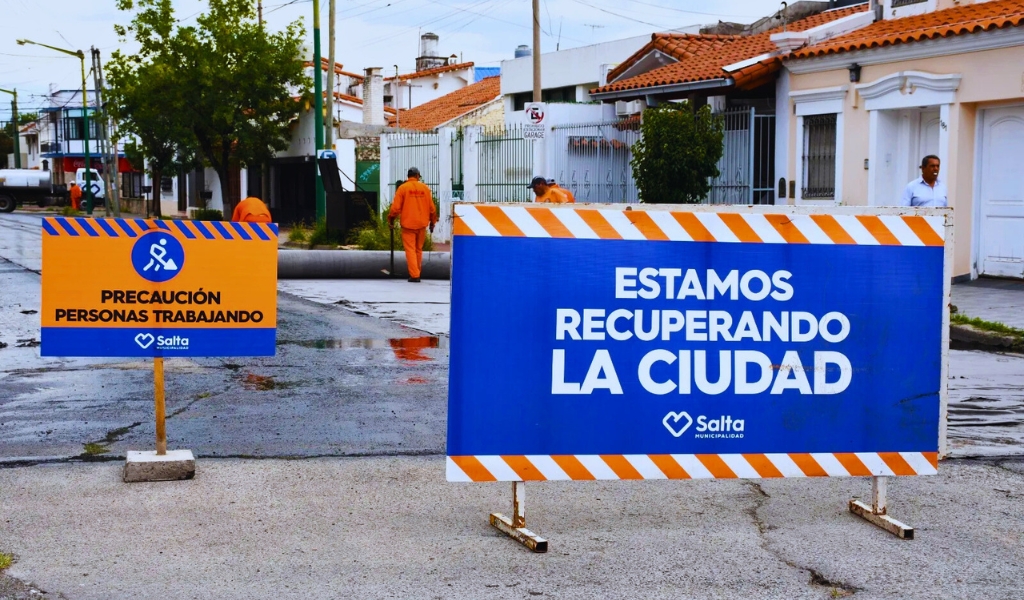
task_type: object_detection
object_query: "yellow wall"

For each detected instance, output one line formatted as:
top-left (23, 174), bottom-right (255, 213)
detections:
top-left (452, 99), bottom-right (505, 130)
top-left (787, 43), bottom-right (1024, 276)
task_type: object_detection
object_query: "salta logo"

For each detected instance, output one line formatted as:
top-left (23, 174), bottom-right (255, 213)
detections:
top-left (134, 333), bottom-right (189, 350)
top-left (663, 411), bottom-right (746, 438)
top-left (662, 411), bottom-right (693, 437)
top-left (134, 333), bottom-right (155, 349)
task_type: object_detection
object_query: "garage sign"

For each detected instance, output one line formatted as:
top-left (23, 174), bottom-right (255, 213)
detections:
top-left (447, 205), bottom-right (950, 481)
top-left (41, 216), bottom-right (278, 357)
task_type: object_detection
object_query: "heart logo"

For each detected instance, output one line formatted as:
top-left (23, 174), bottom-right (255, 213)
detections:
top-left (135, 333), bottom-right (155, 349)
top-left (663, 411), bottom-right (693, 437)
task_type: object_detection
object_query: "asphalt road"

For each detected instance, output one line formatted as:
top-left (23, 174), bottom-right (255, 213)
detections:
top-left (0, 213), bottom-right (447, 462)
top-left (3, 212), bottom-right (1024, 600)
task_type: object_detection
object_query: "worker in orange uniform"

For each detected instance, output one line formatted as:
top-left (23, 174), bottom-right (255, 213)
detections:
top-left (547, 178), bottom-right (576, 203)
top-left (528, 176), bottom-right (570, 203)
top-left (68, 182), bottom-right (82, 210)
top-left (388, 167), bottom-right (437, 283)
top-left (231, 196), bottom-right (273, 223)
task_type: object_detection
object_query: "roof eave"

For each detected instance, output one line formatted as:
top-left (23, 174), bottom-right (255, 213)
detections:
top-left (590, 78), bottom-right (734, 101)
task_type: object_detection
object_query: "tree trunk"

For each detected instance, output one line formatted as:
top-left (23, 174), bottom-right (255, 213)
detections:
top-left (217, 166), bottom-right (233, 220)
top-left (152, 166), bottom-right (162, 218)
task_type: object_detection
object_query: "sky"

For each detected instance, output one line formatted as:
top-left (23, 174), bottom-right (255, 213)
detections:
top-left (0, 0), bottom-right (784, 120)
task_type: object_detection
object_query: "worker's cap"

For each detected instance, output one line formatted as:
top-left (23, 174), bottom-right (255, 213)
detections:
top-left (527, 176), bottom-right (548, 189)
top-left (407, 167), bottom-right (421, 177)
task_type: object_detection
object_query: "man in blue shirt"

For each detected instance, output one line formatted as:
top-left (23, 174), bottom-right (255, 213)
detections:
top-left (901, 155), bottom-right (948, 207)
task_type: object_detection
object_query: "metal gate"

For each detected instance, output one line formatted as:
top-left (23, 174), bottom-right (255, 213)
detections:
top-left (707, 108), bottom-right (776, 205)
top-left (384, 131), bottom-right (440, 200)
top-left (549, 119), bottom-right (641, 203)
top-left (477, 125), bottom-right (534, 202)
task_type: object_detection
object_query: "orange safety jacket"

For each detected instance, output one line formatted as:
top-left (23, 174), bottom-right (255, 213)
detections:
top-left (551, 183), bottom-right (576, 203)
top-left (534, 187), bottom-right (571, 204)
top-left (389, 178), bottom-right (437, 230)
top-left (231, 197), bottom-right (273, 223)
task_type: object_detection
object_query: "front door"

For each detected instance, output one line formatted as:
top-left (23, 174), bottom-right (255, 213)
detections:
top-left (978, 106), bottom-right (1024, 278)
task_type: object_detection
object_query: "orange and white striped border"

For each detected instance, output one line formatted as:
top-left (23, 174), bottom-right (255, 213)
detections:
top-left (447, 452), bottom-right (938, 481)
top-left (453, 205), bottom-right (945, 246)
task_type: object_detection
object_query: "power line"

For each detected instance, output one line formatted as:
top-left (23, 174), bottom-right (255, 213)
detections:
top-left (623, 0), bottom-right (759, 18)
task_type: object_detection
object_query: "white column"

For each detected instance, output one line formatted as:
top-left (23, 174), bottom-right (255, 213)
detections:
top-left (379, 134), bottom-right (391, 211)
top-left (463, 126), bottom-right (482, 202)
top-left (938, 103), bottom-right (951, 171)
top-left (774, 70), bottom-right (791, 204)
top-left (867, 110), bottom-right (879, 206)
top-left (794, 116), bottom-right (804, 204)
top-left (834, 111), bottom-right (845, 205)
top-left (438, 127), bottom-right (454, 201)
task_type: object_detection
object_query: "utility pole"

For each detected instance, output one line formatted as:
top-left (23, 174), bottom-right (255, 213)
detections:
top-left (532, 0), bottom-right (541, 102)
top-left (0, 88), bottom-right (20, 169)
top-left (325, 0), bottom-right (335, 150)
top-left (91, 47), bottom-right (120, 216)
top-left (257, 0), bottom-right (263, 24)
top-left (313, 0), bottom-right (325, 221)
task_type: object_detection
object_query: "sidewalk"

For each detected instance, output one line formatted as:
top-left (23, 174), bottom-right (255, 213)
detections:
top-left (951, 278), bottom-right (1024, 329)
top-left (1, 457), bottom-right (1023, 600)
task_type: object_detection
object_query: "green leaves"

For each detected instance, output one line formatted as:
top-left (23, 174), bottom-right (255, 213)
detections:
top-left (107, 0), bottom-right (311, 207)
top-left (630, 102), bottom-right (725, 204)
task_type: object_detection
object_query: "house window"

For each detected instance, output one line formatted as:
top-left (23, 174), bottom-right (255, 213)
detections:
top-left (512, 86), bottom-right (577, 111)
top-left (801, 113), bottom-right (837, 199)
top-left (891, 0), bottom-right (926, 6)
top-left (63, 117), bottom-right (105, 141)
top-left (64, 117), bottom-right (83, 140)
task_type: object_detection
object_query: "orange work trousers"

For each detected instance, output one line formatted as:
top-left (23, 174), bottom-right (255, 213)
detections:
top-left (401, 227), bottom-right (427, 278)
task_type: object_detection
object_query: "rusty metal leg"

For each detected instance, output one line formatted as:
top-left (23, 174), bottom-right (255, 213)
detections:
top-left (850, 476), bottom-right (914, 539)
top-left (489, 482), bottom-right (548, 552)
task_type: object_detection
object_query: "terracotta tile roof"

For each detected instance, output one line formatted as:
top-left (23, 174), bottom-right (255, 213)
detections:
top-left (792, 0), bottom-right (1024, 58)
top-left (593, 4), bottom-right (867, 95)
top-left (292, 92), bottom-right (398, 115)
top-left (386, 76), bottom-right (500, 130)
top-left (301, 58), bottom-right (366, 79)
top-left (386, 62), bottom-right (474, 81)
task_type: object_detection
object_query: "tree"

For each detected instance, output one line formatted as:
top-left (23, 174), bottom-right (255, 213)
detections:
top-left (108, 0), bottom-right (198, 217)
top-left (108, 0), bottom-right (309, 216)
top-left (179, 0), bottom-right (309, 215)
top-left (630, 102), bottom-right (725, 204)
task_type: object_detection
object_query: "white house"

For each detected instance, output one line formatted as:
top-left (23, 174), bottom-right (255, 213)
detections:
top-left (500, 35), bottom-right (654, 122)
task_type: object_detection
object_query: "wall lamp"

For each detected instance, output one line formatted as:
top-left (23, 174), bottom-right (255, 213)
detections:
top-left (848, 63), bottom-right (862, 83)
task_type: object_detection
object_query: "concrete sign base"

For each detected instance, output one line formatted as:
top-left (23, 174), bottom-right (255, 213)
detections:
top-left (123, 449), bottom-right (196, 483)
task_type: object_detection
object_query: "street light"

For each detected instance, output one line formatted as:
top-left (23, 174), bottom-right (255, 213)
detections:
top-left (0, 88), bottom-right (20, 169)
top-left (17, 38), bottom-right (94, 215)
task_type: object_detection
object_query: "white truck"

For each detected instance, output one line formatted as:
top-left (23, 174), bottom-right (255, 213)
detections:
top-left (75, 168), bottom-right (105, 205)
top-left (0, 169), bottom-right (69, 213)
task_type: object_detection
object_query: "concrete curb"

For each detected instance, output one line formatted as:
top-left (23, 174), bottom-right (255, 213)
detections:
top-left (278, 249), bottom-right (450, 280)
top-left (950, 323), bottom-right (1024, 353)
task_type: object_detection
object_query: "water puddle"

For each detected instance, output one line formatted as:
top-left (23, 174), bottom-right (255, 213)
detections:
top-left (278, 336), bottom-right (447, 362)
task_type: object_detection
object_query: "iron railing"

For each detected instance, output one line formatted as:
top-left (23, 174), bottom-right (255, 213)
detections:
top-left (549, 119), bottom-right (641, 203)
top-left (476, 124), bottom-right (534, 202)
top-left (385, 131), bottom-right (440, 201)
top-left (801, 113), bottom-right (837, 200)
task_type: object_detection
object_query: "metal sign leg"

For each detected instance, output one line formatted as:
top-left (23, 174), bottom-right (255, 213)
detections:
top-left (849, 476), bottom-right (914, 539)
top-left (489, 482), bottom-right (548, 552)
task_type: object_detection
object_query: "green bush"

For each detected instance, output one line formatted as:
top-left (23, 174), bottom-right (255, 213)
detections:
top-left (191, 208), bottom-right (223, 221)
top-left (630, 102), bottom-right (725, 204)
top-left (59, 206), bottom-right (82, 217)
top-left (307, 217), bottom-right (339, 248)
top-left (287, 222), bottom-right (310, 243)
top-left (348, 206), bottom-right (433, 251)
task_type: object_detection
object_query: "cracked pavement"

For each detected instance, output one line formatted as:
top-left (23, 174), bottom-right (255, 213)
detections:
top-left (3, 212), bottom-right (1024, 599)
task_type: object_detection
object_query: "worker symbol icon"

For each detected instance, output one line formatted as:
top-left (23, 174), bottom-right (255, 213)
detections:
top-left (131, 231), bottom-right (185, 283)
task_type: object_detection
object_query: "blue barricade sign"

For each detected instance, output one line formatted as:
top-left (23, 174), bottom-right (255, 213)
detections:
top-left (447, 205), bottom-right (950, 482)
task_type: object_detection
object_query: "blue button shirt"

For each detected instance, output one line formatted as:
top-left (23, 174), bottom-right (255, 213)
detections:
top-left (901, 177), bottom-right (948, 207)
